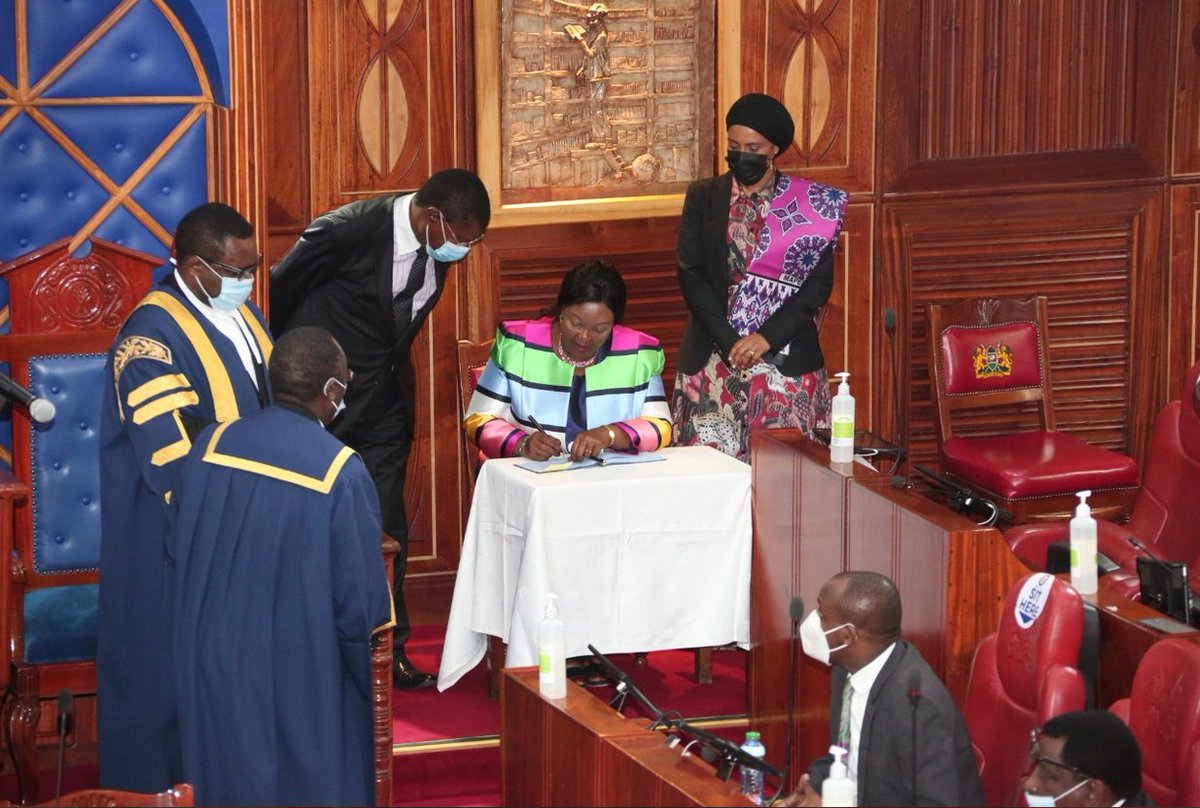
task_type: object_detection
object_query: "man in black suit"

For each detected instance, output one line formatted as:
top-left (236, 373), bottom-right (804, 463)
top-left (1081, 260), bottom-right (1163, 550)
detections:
top-left (269, 168), bottom-right (490, 689)
top-left (783, 571), bottom-right (985, 806)
top-left (1023, 710), bottom-right (1154, 807)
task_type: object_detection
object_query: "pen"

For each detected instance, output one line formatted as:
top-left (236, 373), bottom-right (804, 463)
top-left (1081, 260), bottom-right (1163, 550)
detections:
top-left (528, 416), bottom-right (565, 457)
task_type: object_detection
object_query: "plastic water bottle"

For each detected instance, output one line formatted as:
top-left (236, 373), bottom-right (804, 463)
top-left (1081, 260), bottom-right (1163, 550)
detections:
top-left (739, 730), bottom-right (766, 805)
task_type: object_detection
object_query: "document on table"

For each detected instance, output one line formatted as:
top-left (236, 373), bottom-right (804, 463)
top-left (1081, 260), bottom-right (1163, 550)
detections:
top-left (516, 450), bottom-right (666, 474)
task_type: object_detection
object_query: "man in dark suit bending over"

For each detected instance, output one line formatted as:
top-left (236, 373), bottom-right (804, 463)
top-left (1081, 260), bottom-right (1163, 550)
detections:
top-left (783, 571), bottom-right (985, 806)
top-left (269, 168), bottom-right (490, 688)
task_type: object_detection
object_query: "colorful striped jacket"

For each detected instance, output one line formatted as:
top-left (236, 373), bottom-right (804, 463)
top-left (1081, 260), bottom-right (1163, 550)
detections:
top-left (464, 317), bottom-right (672, 458)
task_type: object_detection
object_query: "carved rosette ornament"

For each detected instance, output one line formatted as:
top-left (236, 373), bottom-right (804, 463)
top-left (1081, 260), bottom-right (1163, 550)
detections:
top-left (975, 297), bottom-right (1001, 325)
top-left (29, 257), bottom-right (136, 333)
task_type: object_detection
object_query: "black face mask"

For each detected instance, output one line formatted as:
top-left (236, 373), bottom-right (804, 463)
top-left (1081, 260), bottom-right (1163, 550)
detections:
top-left (726, 150), bottom-right (770, 186)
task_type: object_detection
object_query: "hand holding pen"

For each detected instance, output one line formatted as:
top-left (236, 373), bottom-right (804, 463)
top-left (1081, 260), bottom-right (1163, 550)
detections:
top-left (521, 415), bottom-right (565, 461)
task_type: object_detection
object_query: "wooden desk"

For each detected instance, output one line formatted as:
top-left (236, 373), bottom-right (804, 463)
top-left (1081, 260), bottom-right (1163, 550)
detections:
top-left (1082, 584), bottom-right (1200, 705)
top-left (749, 430), bottom-right (1027, 788)
top-left (374, 535), bottom-right (399, 807)
top-left (501, 667), bottom-right (753, 807)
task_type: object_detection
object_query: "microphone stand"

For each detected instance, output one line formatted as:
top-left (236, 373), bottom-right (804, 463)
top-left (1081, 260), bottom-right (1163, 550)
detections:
top-left (587, 644), bottom-right (668, 729)
top-left (55, 688), bottom-right (74, 806)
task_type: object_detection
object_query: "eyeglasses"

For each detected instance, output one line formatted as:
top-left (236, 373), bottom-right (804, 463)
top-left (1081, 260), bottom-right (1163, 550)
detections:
top-left (1028, 729), bottom-right (1088, 781)
top-left (434, 210), bottom-right (485, 248)
top-left (198, 254), bottom-right (263, 281)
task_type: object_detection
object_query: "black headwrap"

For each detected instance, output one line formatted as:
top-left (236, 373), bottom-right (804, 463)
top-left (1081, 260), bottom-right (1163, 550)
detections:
top-left (725, 93), bottom-right (795, 151)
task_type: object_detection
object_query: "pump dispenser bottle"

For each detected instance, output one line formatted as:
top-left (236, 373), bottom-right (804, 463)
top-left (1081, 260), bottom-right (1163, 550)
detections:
top-left (830, 372), bottom-right (856, 464)
top-left (1069, 490), bottom-right (1098, 595)
top-left (822, 744), bottom-right (856, 807)
top-left (538, 593), bottom-right (566, 698)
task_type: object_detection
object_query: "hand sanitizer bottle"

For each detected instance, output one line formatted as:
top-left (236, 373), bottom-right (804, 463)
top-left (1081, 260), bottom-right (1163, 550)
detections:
top-left (822, 744), bottom-right (857, 807)
top-left (830, 372), bottom-right (855, 464)
top-left (1069, 490), bottom-right (1098, 595)
top-left (538, 593), bottom-right (566, 699)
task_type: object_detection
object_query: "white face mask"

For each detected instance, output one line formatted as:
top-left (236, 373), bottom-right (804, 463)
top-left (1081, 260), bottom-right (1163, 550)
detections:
top-left (324, 377), bottom-right (347, 425)
top-left (798, 610), bottom-right (851, 666)
top-left (1024, 777), bottom-right (1092, 807)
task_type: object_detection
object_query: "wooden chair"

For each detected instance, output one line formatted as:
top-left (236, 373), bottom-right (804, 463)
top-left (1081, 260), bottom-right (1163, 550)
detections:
top-left (926, 295), bottom-right (1139, 523)
top-left (0, 238), bottom-right (157, 803)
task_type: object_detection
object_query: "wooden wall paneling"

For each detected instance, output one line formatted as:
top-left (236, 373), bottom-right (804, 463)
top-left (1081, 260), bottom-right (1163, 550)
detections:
top-left (883, 185), bottom-right (1165, 470)
top-left (1174, 3), bottom-right (1200, 176)
top-left (879, 0), bottom-right (1171, 194)
top-left (214, 1), bottom-right (269, 312)
top-left (818, 203), bottom-right (878, 432)
top-left (1170, 184), bottom-right (1200, 387)
top-left (739, 0), bottom-right (877, 193)
top-left (261, 0), bottom-right (312, 271)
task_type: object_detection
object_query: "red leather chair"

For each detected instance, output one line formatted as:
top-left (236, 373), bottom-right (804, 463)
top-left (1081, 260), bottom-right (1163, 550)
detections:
top-left (1109, 638), bottom-right (1200, 806)
top-left (964, 573), bottom-right (1088, 807)
top-left (1006, 357), bottom-right (1200, 598)
top-left (926, 295), bottom-right (1140, 524)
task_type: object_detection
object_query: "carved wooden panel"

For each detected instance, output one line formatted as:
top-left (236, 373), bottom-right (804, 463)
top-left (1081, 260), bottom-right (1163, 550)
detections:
top-left (305, 0), bottom-right (469, 213)
top-left (1170, 184), bottom-right (1200, 390)
top-left (880, 0), bottom-right (1170, 192)
top-left (1174, 3), bottom-right (1200, 177)
top-left (883, 185), bottom-right (1165, 469)
top-left (739, 0), bottom-right (877, 192)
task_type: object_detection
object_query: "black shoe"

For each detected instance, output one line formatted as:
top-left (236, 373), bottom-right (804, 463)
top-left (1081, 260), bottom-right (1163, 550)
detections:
top-left (393, 657), bottom-right (436, 689)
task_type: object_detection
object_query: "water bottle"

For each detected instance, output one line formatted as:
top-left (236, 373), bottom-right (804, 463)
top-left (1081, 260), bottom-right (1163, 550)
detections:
top-left (739, 730), bottom-right (766, 805)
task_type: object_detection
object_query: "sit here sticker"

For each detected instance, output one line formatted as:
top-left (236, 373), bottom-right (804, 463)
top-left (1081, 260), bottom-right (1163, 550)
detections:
top-left (1015, 573), bottom-right (1055, 629)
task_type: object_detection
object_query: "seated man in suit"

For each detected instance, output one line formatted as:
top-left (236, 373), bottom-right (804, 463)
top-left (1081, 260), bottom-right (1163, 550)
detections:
top-left (783, 571), bottom-right (985, 807)
top-left (1024, 710), bottom-right (1152, 807)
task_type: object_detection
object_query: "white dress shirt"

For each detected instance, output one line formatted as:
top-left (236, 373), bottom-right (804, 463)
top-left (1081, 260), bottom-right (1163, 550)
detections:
top-left (846, 642), bottom-right (897, 781)
top-left (391, 194), bottom-right (436, 317)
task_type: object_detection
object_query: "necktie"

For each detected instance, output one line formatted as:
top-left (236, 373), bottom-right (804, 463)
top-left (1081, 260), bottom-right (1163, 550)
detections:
top-left (392, 247), bottom-right (428, 332)
top-left (837, 678), bottom-right (854, 755)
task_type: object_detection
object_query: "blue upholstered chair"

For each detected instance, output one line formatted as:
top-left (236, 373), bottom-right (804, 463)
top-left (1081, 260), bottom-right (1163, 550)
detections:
top-left (0, 238), bottom-right (156, 803)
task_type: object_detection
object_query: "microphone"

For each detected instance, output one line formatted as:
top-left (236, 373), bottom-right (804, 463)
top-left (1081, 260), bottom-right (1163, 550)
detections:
top-left (784, 596), bottom-right (804, 792)
top-left (0, 371), bottom-right (56, 424)
top-left (883, 308), bottom-right (906, 468)
top-left (1127, 536), bottom-right (1196, 626)
top-left (587, 643), bottom-right (668, 729)
top-left (669, 718), bottom-right (785, 782)
top-left (906, 668), bottom-right (921, 806)
top-left (55, 688), bottom-right (74, 805)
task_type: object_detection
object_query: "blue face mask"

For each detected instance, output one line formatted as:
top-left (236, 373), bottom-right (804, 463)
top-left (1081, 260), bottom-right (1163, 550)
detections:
top-left (426, 217), bottom-right (472, 263)
top-left (197, 257), bottom-right (254, 312)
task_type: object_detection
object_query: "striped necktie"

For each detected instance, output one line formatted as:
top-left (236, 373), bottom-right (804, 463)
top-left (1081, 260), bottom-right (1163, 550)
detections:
top-left (392, 247), bottom-right (428, 332)
top-left (836, 678), bottom-right (854, 755)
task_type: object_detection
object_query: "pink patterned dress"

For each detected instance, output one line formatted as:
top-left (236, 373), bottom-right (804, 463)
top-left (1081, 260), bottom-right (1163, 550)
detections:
top-left (672, 173), bottom-right (847, 461)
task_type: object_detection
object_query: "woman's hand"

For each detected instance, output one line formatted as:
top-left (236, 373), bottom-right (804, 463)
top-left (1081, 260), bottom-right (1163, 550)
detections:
top-left (569, 426), bottom-right (616, 462)
top-left (729, 333), bottom-right (771, 371)
top-left (521, 431), bottom-right (564, 461)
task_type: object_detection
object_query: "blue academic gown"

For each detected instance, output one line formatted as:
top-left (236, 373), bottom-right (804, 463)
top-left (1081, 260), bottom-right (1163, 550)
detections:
top-left (98, 277), bottom-right (272, 791)
top-left (172, 405), bottom-right (392, 807)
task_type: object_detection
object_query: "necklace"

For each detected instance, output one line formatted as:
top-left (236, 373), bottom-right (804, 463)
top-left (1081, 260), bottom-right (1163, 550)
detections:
top-left (554, 327), bottom-right (597, 368)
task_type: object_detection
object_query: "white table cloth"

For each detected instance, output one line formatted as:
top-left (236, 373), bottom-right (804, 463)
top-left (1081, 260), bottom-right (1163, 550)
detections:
top-left (437, 445), bottom-right (752, 690)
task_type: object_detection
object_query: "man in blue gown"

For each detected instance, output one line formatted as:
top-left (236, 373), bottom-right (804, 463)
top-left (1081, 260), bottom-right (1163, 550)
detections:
top-left (99, 202), bottom-right (272, 790)
top-left (172, 327), bottom-right (393, 807)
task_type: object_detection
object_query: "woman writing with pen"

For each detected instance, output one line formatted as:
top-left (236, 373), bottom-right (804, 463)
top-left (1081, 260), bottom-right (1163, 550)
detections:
top-left (463, 259), bottom-right (672, 463)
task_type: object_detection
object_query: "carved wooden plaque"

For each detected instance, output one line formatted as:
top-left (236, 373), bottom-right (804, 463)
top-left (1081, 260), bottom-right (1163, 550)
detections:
top-left (497, 0), bottom-right (715, 205)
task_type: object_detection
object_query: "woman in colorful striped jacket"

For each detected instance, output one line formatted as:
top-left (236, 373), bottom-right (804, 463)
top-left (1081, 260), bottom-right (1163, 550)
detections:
top-left (464, 260), bottom-right (672, 463)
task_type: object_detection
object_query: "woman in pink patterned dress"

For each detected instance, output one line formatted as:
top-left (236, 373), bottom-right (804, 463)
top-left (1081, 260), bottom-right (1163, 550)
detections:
top-left (673, 93), bottom-right (848, 461)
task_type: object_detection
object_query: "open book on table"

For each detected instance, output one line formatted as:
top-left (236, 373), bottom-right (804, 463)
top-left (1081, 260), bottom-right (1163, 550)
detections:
top-left (516, 450), bottom-right (666, 474)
